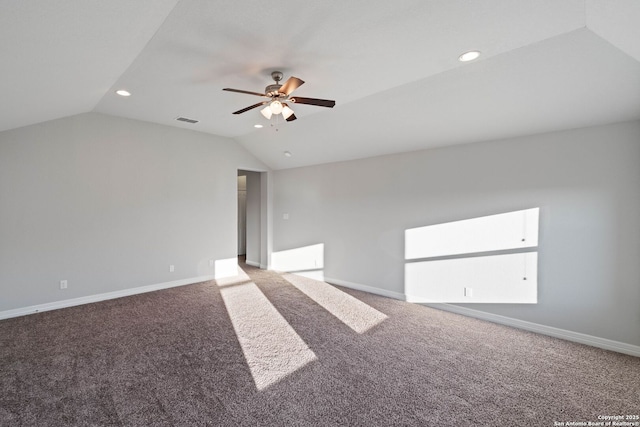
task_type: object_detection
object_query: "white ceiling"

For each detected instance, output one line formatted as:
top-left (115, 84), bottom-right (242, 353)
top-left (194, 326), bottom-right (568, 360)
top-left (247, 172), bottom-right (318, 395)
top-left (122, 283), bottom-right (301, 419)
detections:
top-left (2, 0), bottom-right (639, 170)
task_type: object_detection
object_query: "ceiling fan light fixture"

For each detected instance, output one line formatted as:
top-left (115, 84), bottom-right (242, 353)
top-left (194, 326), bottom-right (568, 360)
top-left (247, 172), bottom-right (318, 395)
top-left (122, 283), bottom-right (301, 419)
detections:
top-left (458, 50), bottom-right (481, 62)
top-left (270, 100), bottom-right (284, 115)
top-left (282, 105), bottom-right (294, 120)
top-left (260, 106), bottom-right (273, 119)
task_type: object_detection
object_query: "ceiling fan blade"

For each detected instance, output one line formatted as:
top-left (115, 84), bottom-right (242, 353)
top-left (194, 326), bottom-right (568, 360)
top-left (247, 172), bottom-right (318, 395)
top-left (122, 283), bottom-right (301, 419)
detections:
top-left (290, 97), bottom-right (335, 108)
top-left (286, 113), bottom-right (297, 122)
top-left (223, 88), bottom-right (267, 97)
top-left (232, 101), bottom-right (269, 115)
top-left (279, 76), bottom-right (305, 95)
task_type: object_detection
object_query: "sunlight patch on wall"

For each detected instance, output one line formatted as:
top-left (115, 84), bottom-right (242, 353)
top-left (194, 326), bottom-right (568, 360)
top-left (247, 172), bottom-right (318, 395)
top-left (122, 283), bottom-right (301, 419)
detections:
top-left (406, 208), bottom-right (539, 259)
top-left (214, 257), bottom-right (239, 279)
top-left (271, 243), bottom-right (325, 280)
top-left (405, 252), bottom-right (537, 303)
top-left (282, 273), bottom-right (388, 334)
top-left (405, 208), bottom-right (539, 303)
top-left (218, 269), bottom-right (316, 390)
top-left (271, 243), bottom-right (324, 271)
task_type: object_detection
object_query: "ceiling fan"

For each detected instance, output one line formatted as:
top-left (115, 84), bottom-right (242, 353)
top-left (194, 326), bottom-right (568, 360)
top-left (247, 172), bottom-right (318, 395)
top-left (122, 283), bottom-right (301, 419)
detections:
top-left (223, 71), bottom-right (335, 122)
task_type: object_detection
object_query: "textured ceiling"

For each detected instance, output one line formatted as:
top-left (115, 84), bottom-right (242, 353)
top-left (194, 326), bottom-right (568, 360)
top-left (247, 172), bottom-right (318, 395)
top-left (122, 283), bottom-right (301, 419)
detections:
top-left (2, 0), bottom-right (639, 170)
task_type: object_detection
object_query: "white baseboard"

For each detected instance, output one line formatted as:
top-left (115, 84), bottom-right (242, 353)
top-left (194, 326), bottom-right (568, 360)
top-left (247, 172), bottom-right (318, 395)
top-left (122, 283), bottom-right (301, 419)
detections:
top-left (422, 303), bottom-right (640, 358)
top-left (324, 277), bottom-right (406, 301)
top-left (11, 272), bottom-right (635, 358)
top-left (0, 275), bottom-right (215, 321)
top-left (324, 277), bottom-right (639, 358)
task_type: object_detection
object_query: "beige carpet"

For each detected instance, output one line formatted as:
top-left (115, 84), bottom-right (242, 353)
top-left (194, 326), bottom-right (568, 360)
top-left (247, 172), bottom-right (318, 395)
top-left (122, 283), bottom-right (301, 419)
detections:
top-left (1, 260), bottom-right (638, 426)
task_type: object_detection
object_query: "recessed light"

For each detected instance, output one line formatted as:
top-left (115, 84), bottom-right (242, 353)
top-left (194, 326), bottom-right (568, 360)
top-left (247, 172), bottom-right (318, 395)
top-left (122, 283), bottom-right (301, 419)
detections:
top-left (115, 89), bottom-right (131, 97)
top-left (283, 151), bottom-right (292, 157)
top-left (254, 124), bottom-right (263, 128)
top-left (458, 50), bottom-right (481, 62)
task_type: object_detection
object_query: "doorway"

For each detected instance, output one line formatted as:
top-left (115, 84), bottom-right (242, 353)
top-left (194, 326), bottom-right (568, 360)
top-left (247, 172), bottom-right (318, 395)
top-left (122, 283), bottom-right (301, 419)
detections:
top-left (237, 175), bottom-right (247, 256)
top-left (237, 170), bottom-right (266, 268)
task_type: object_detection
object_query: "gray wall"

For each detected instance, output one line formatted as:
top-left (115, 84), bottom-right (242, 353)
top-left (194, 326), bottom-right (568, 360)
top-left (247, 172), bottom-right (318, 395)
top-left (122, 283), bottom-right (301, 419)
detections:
top-left (0, 112), bottom-right (268, 312)
top-left (273, 120), bottom-right (640, 346)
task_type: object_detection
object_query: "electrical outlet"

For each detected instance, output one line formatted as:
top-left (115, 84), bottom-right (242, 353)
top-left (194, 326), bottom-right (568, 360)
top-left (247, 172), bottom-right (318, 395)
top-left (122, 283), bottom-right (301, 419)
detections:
top-left (60, 280), bottom-right (68, 290)
top-left (464, 287), bottom-right (473, 297)
top-left (169, 265), bottom-right (175, 272)
top-left (209, 259), bottom-right (214, 267)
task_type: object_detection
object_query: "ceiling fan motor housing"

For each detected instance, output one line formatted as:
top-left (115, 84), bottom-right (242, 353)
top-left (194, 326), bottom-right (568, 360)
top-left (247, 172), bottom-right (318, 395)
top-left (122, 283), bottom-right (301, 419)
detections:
top-left (265, 84), bottom-right (283, 97)
top-left (265, 71), bottom-right (286, 97)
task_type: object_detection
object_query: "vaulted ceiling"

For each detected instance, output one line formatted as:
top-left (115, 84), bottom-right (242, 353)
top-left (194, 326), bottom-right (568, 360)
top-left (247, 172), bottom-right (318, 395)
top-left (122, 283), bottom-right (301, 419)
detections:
top-left (2, 1), bottom-right (639, 169)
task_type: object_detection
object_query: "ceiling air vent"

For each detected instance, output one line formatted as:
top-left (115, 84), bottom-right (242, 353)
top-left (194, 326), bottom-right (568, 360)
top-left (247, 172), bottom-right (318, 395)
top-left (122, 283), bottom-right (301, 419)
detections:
top-left (175, 116), bottom-right (199, 124)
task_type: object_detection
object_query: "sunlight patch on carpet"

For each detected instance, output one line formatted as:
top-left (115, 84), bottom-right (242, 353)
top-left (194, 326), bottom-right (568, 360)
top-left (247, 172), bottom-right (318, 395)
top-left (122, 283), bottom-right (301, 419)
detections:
top-left (282, 273), bottom-right (388, 334)
top-left (218, 269), bottom-right (317, 390)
